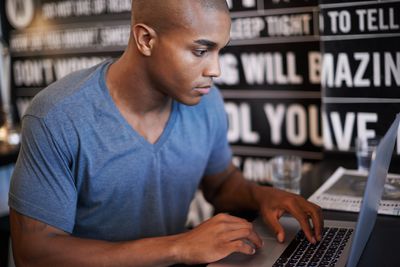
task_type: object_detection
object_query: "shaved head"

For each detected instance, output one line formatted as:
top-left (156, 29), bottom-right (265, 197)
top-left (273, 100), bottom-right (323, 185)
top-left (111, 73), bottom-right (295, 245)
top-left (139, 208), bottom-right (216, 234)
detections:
top-left (110, 0), bottom-right (231, 108)
top-left (131, 0), bottom-right (229, 34)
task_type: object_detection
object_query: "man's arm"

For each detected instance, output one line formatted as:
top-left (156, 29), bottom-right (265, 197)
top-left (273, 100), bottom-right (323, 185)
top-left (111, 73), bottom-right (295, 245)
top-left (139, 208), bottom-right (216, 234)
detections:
top-left (10, 208), bottom-right (262, 266)
top-left (10, 208), bottom-right (180, 267)
top-left (201, 162), bottom-right (323, 244)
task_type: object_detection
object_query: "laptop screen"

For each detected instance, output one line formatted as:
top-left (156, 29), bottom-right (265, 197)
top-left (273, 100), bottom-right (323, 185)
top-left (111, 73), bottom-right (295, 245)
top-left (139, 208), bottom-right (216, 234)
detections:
top-left (346, 114), bottom-right (400, 267)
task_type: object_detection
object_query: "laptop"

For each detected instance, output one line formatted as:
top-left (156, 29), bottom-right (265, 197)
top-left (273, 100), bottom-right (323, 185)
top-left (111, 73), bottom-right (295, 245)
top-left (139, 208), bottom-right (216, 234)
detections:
top-left (209, 113), bottom-right (400, 267)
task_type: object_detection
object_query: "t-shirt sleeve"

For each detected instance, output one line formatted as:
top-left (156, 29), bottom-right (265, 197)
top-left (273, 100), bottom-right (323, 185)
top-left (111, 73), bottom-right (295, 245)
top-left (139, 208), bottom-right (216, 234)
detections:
top-left (9, 115), bottom-right (77, 233)
top-left (203, 88), bottom-right (232, 176)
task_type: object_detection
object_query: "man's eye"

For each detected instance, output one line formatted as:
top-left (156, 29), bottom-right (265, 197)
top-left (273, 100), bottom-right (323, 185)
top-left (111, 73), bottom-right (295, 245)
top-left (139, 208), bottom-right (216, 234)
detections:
top-left (194, 49), bottom-right (208, 57)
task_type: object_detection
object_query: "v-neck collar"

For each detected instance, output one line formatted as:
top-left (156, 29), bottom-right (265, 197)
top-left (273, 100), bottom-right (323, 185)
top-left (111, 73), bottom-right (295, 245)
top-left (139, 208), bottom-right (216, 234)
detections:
top-left (98, 60), bottom-right (178, 152)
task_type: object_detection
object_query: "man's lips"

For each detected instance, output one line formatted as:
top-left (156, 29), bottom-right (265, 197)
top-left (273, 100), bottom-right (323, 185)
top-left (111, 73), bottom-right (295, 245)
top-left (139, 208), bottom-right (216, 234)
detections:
top-left (194, 86), bottom-right (212, 95)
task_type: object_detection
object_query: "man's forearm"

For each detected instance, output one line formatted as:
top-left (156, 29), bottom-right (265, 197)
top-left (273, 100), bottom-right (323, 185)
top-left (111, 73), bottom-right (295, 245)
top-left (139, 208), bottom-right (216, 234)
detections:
top-left (13, 230), bottom-right (182, 267)
top-left (210, 169), bottom-right (262, 213)
top-left (11, 207), bottom-right (265, 267)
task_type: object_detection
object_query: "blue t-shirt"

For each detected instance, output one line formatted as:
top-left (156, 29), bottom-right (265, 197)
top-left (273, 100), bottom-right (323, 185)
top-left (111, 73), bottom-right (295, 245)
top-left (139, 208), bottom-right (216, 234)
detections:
top-left (9, 60), bottom-right (232, 241)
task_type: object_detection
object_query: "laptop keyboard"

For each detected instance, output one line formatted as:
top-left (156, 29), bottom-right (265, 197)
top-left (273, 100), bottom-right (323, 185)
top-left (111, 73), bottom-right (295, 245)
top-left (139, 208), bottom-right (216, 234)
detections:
top-left (272, 227), bottom-right (353, 267)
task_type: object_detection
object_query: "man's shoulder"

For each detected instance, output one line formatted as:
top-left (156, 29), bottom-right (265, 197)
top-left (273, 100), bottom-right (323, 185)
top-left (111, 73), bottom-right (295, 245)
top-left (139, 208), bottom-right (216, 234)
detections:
top-left (25, 60), bottom-right (109, 119)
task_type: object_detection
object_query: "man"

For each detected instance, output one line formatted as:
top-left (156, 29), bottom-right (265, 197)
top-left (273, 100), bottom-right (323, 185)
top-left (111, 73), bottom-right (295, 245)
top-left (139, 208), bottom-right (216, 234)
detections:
top-left (9, 0), bottom-right (323, 266)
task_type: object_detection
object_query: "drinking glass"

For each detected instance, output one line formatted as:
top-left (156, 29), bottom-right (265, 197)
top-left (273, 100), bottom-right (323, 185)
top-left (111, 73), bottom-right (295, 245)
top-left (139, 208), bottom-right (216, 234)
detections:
top-left (355, 137), bottom-right (380, 173)
top-left (271, 155), bottom-right (302, 194)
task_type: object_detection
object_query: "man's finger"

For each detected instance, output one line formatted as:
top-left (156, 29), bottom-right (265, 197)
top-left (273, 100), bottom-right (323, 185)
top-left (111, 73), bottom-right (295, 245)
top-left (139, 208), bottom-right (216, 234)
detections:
top-left (264, 212), bottom-right (285, 243)
top-left (224, 228), bottom-right (263, 249)
top-left (307, 204), bottom-right (324, 241)
top-left (229, 240), bottom-right (257, 256)
top-left (289, 205), bottom-right (316, 244)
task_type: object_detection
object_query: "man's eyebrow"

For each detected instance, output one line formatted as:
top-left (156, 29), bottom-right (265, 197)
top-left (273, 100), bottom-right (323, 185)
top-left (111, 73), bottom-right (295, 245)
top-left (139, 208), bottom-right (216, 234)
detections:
top-left (194, 39), bottom-right (217, 48)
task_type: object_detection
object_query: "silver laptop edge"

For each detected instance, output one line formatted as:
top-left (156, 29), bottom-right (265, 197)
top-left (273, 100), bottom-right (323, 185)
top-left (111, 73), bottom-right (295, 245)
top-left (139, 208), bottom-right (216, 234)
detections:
top-left (346, 113), bottom-right (400, 267)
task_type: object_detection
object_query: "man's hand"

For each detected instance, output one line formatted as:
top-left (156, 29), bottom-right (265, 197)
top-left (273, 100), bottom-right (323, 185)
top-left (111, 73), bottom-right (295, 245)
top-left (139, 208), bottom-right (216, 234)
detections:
top-left (255, 186), bottom-right (323, 244)
top-left (174, 213), bottom-right (263, 265)
top-left (201, 162), bottom-right (323, 255)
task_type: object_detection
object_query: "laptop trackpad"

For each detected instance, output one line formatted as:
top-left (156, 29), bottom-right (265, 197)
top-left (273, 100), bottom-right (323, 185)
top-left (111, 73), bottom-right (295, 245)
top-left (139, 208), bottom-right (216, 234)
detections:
top-left (209, 216), bottom-right (300, 266)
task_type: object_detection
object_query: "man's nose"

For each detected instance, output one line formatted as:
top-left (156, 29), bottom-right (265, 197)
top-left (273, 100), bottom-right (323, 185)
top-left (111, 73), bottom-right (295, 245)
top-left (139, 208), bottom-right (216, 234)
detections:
top-left (203, 53), bottom-right (221, 78)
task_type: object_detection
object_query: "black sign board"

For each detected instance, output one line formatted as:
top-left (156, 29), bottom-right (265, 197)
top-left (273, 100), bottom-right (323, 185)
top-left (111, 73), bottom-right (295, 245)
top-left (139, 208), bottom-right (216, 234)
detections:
top-left (320, 0), bottom-right (400, 161)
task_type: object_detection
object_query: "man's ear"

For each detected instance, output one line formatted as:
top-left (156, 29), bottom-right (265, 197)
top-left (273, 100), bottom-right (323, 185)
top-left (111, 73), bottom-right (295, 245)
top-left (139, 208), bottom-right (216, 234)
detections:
top-left (132, 23), bottom-right (157, 56)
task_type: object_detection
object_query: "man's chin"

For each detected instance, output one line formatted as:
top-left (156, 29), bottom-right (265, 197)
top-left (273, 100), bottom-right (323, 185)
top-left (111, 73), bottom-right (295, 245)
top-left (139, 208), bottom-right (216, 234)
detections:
top-left (178, 95), bottom-right (203, 106)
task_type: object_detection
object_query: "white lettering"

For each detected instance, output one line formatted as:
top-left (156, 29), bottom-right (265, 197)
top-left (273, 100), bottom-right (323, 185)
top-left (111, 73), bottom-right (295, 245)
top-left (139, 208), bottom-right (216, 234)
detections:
top-left (308, 52), bottom-right (321, 84)
top-left (385, 52), bottom-right (400, 87)
top-left (354, 53), bottom-right (370, 87)
top-left (327, 11), bottom-right (339, 33)
top-left (335, 53), bottom-right (353, 87)
top-left (327, 10), bottom-right (351, 33)
top-left (356, 8), bottom-right (399, 32)
top-left (286, 105), bottom-right (307, 146)
top-left (357, 113), bottom-right (377, 142)
top-left (356, 9), bottom-right (367, 32)
top-left (309, 105), bottom-right (324, 146)
top-left (323, 112), bottom-right (379, 151)
top-left (93, 0), bottom-right (107, 14)
top-left (13, 57), bottom-right (107, 87)
top-left (368, 9), bottom-right (378, 31)
top-left (215, 53), bottom-right (240, 85)
top-left (287, 52), bottom-right (303, 84)
top-left (241, 52), bottom-right (303, 85)
top-left (339, 11), bottom-right (352, 33)
top-left (240, 103), bottom-right (260, 144)
top-left (264, 104), bottom-right (286, 145)
top-left (100, 26), bottom-right (130, 46)
top-left (274, 53), bottom-right (288, 84)
top-left (265, 14), bottom-right (312, 36)
top-left (226, 0), bottom-right (256, 9)
top-left (62, 29), bottom-right (97, 48)
top-left (225, 102), bottom-right (240, 143)
top-left (107, 0), bottom-right (131, 13)
top-left (13, 60), bottom-right (44, 86)
top-left (54, 57), bottom-right (106, 80)
top-left (330, 112), bottom-right (355, 151)
top-left (242, 0), bottom-right (256, 7)
top-left (231, 17), bottom-right (265, 40)
top-left (321, 53), bottom-right (334, 88)
top-left (243, 158), bottom-right (270, 183)
top-left (225, 102), bottom-right (259, 144)
top-left (240, 53), bottom-right (265, 85)
top-left (264, 104), bottom-right (322, 147)
top-left (320, 52), bottom-right (400, 88)
top-left (232, 156), bottom-right (242, 168)
top-left (373, 52), bottom-right (381, 87)
top-left (322, 112), bottom-right (333, 150)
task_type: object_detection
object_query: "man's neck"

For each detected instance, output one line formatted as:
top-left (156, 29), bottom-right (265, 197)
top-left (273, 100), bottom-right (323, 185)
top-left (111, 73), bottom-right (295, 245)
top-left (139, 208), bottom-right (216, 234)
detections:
top-left (106, 52), bottom-right (171, 116)
top-left (105, 52), bottom-right (173, 144)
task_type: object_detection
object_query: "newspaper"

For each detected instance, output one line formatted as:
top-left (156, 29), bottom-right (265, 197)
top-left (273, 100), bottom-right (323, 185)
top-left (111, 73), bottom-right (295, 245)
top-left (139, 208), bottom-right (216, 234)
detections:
top-left (308, 167), bottom-right (400, 216)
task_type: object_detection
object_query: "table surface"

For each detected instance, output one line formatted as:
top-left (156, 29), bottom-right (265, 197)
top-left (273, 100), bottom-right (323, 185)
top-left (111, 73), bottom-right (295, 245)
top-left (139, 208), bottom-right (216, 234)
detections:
top-left (301, 153), bottom-right (400, 267)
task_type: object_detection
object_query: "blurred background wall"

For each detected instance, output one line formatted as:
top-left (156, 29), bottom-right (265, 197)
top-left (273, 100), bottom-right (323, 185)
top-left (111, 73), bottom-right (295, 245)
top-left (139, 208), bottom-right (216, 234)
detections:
top-left (2, 0), bottom-right (399, 180)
